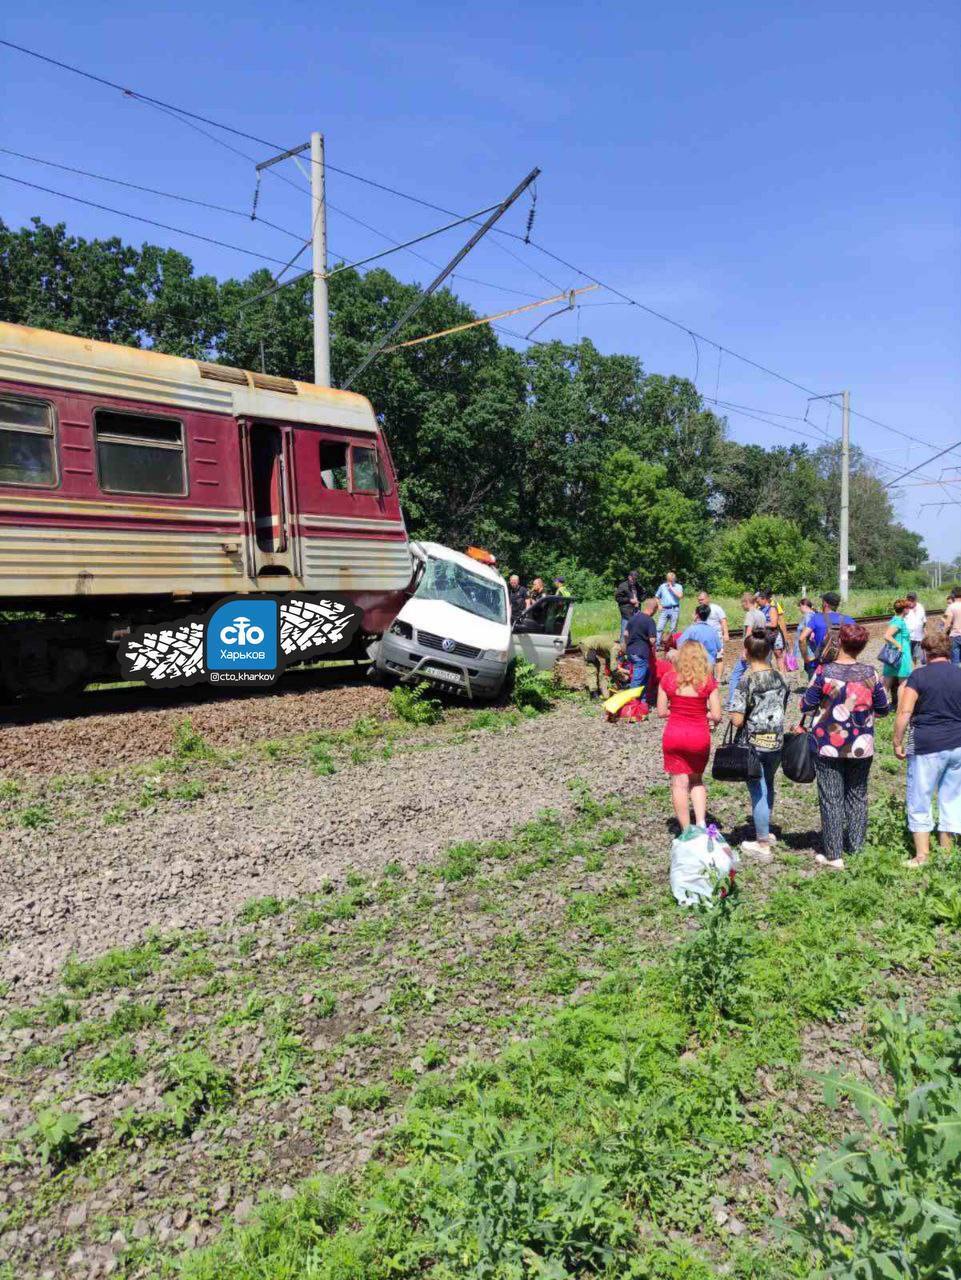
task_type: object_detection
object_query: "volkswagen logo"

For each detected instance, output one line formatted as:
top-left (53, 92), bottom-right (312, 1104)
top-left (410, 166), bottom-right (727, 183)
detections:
top-left (441, 637), bottom-right (455, 652)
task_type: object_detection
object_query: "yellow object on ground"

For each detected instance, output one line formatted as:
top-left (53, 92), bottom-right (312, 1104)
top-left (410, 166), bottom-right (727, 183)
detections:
top-left (603, 686), bottom-right (644, 715)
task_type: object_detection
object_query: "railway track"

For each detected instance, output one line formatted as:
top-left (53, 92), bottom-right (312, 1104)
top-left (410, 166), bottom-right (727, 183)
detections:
top-left (0, 614), bottom-right (895, 728)
top-left (726, 612), bottom-right (892, 640)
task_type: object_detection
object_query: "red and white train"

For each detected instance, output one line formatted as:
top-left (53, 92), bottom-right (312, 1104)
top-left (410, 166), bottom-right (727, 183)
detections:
top-left (0, 322), bottom-right (414, 696)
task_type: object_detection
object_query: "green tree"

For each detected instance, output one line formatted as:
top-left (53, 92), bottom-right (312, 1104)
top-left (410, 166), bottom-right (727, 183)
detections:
top-left (592, 449), bottom-right (704, 586)
top-left (814, 444), bottom-right (927, 588)
top-left (711, 514), bottom-right (820, 593)
top-left (639, 374), bottom-right (725, 502)
top-left (712, 441), bottom-right (823, 541)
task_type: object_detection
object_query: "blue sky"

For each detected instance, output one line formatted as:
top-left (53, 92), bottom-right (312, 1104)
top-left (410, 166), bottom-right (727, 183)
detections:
top-left (2, 0), bottom-right (959, 560)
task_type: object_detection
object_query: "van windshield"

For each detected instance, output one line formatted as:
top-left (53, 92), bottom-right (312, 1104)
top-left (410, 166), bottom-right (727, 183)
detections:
top-left (414, 557), bottom-right (507, 624)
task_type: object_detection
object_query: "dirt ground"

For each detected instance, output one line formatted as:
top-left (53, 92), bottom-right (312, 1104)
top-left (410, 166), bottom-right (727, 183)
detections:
top-left (0, 620), bottom-right (895, 998)
top-left (0, 638), bottom-right (934, 1280)
top-left (0, 701), bottom-right (668, 998)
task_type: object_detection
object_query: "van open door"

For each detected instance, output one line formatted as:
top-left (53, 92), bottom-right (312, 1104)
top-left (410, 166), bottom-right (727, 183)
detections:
top-left (510, 595), bottom-right (574, 671)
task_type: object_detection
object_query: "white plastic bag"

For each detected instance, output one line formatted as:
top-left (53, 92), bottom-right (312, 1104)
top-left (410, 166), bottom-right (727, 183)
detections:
top-left (669, 824), bottom-right (739, 907)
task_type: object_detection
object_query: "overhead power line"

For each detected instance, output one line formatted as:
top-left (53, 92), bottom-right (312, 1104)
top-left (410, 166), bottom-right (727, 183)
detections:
top-left (0, 145), bottom-right (304, 241)
top-left (882, 439), bottom-right (961, 489)
top-left (3, 36), bottom-right (955, 464)
top-left (0, 171), bottom-right (298, 266)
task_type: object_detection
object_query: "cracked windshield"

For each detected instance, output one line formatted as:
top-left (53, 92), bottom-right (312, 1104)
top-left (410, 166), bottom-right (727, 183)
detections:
top-left (414, 557), bottom-right (507, 624)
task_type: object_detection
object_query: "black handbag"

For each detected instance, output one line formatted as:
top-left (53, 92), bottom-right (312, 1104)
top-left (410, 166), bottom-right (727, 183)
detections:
top-left (712, 720), bottom-right (762, 782)
top-left (782, 716), bottom-right (817, 784)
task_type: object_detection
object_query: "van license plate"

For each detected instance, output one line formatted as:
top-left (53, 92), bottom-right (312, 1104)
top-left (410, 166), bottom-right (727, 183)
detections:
top-left (423, 665), bottom-right (463, 684)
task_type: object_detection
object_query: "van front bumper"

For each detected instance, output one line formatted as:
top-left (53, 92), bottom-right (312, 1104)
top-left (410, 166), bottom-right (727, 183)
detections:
top-left (376, 631), bottom-right (506, 699)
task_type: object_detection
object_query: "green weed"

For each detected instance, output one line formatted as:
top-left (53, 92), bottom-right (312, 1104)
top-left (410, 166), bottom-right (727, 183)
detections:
top-left (437, 841), bottom-right (481, 883)
top-left (237, 896), bottom-right (286, 924)
top-left (388, 682), bottom-right (443, 725)
top-left (674, 871), bottom-right (751, 1029)
top-left (85, 1039), bottom-right (145, 1087)
top-left (18, 803), bottom-right (52, 829)
top-left (23, 1107), bottom-right (87, 1169)
top-left (308, 742), bottom-right (337, 776)
top-left (508, 658), bottom-right (557, 713)
top-left (775, 1000), bottom-right (961, 1277)
top-left (171, 719), bottom-right (218, 762)
top-left (61, 937), bottom-right (171, 996)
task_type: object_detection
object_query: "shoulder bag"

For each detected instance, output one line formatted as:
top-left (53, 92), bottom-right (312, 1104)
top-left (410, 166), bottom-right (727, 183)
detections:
top-left (782, 712), bottom-right (816, 784)
top-left (712, 685), bottom-right (762, 781)
top-left (878, 639), bottom-right (902, 667)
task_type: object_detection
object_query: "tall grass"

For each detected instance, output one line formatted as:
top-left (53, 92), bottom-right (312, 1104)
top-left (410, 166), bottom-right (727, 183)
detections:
top-left (571, 588), bottom-right (947, 643)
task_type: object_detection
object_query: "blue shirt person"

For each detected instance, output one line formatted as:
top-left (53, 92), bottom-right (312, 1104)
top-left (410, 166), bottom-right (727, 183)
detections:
top-left (678, 619), bottom-right (722, 665)
top-left (801, 592), bottom-right (854, 674)
top-left (655, 573), bottom-right (684, 639)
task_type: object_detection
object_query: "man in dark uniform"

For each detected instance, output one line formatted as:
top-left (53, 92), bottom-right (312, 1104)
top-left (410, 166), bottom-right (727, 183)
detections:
top-left (614, 570), bottom-right (642, 640)
top-left (507, 573), bottom-right (528, 617)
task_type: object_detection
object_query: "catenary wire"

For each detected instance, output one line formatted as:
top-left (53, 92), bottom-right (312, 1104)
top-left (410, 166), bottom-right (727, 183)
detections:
top-left (0, 41), bottom-right (564, 300)
top-left (127, 95), bottom-right (555, 304)
top-left (3, 36), bottom-right (955, 462)
top-left (0, 145), bottom-right (305, 241)
top-left (0, 171), bottom-right (302, 266)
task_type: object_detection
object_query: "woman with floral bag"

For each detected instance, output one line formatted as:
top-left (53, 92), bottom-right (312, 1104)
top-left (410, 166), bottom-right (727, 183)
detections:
top-left (800, 623), bottom-right (891, 869)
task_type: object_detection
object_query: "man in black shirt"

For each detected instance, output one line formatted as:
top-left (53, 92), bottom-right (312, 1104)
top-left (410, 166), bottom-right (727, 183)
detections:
top-left (622, 598), bottom-right (659, 690)
top-left (614, 570), bottom-right (642, 640)
top-left (507, 574), bottom-right (527, 617)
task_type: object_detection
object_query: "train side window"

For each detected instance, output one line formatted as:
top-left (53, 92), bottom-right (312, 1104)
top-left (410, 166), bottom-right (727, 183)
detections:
top-left (95, 410), bottom-right (186, 496)
top-left (350, 445), bottom-right (379, 492)
top-left (0, 396), bottom-right (57, 488)
top-left (319, 440), bottom-right (348, 489)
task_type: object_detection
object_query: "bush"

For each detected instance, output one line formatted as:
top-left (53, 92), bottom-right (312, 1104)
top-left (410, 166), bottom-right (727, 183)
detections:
top-left (541, 556), bottom-right (610, 602)
top-left (710, 514), bottom-right (820, 593)
top-left (508, 659), bottom-right (556, 714)
top-left (389, 681), bottom-right (444, 725)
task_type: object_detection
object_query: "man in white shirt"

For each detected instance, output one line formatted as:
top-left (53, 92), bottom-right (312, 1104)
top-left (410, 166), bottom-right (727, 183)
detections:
top-left (697, 589), bottom-right (729, 677)
top-left (904, 592), bottom-right (926, 667)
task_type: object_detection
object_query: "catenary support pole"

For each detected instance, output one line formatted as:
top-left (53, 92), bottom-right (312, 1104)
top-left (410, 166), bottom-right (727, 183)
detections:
top-left (311, 132), bottom-right (331, 387)
top-left (342, 166), bottom-right (540, 389)
top-left (839, 389), bottom-right (850, 602)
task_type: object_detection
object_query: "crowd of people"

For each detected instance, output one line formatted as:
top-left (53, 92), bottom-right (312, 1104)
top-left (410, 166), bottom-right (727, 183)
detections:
top-left (613, 572), bottom-right (961, 873)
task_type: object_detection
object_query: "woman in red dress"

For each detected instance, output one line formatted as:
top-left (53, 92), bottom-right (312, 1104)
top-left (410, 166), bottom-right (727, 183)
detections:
top-left (656, 640), bottom-right (722, 831)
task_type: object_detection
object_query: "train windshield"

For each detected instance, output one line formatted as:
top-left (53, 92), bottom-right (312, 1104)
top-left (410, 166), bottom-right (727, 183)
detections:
top-left (414, 557), bottom-right (507, 624)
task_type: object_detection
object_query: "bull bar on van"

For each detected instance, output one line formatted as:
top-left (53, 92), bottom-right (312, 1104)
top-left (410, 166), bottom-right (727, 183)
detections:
top-left (377, 625), bottom-right (508, 698)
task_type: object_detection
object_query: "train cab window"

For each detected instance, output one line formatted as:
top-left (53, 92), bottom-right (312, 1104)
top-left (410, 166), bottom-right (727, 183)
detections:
top-left (350, 445), bottom-right (379, 492)
top-left (0, 396), bottom-right (57, 488)
top-left (95, 410), bottom-right (186, 496)
top-left (319, 441), bottom-right (348, 489)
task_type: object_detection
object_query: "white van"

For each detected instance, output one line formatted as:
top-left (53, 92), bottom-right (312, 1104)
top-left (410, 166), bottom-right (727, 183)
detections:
top-left (372, 541), bottom-right (574, 699)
